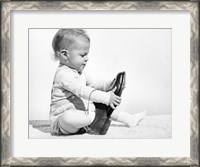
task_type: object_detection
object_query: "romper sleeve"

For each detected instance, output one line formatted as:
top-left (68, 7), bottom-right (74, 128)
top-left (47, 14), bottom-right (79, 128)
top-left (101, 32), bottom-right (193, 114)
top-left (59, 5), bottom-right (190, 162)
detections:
top-left (56, 70), bottom-right (110, 105)
top-left (85, 73), bottom-right (114, 92)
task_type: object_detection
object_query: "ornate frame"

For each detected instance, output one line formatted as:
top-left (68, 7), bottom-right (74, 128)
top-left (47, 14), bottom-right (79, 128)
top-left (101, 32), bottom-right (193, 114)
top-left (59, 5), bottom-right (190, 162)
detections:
top-left (1, 1), bottom-right (199, 166)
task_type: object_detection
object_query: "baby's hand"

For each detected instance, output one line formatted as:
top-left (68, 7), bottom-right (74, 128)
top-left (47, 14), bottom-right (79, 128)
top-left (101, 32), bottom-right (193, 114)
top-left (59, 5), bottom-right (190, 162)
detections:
top-left (109, 87), bottom-right (122, 109)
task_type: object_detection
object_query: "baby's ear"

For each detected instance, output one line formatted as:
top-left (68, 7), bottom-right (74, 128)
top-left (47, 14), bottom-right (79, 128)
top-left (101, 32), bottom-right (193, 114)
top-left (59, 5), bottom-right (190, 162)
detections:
top-left (60, 50), bottom-right (68, 60)
top-left (61, 50), bottom-right (68, 56)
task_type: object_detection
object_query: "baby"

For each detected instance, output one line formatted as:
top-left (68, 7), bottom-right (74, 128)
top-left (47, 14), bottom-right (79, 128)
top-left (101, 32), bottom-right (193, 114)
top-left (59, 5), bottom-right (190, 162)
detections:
top-left (49, 29), bottom-right (145, 135)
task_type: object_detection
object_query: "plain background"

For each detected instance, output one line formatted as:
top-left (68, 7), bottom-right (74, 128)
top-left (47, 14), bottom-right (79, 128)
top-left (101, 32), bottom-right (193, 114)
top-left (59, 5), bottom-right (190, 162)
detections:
top-left (29, 29), bottom-right (171, 120)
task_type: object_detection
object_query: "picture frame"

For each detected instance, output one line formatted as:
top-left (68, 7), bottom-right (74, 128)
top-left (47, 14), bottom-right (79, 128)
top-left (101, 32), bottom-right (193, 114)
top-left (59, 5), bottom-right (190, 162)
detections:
top-left (1, 0), bottom-right (199, 166)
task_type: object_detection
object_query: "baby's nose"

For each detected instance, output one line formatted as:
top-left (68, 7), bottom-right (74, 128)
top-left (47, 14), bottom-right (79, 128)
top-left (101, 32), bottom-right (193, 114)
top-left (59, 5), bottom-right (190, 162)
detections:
top-left (85, 55), bottom-right (89, 61)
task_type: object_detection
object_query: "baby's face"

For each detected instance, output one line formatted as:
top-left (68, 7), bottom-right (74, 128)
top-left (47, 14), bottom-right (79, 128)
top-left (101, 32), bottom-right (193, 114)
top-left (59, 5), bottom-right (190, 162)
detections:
top-left (66, 38), bottom-right (90, 73)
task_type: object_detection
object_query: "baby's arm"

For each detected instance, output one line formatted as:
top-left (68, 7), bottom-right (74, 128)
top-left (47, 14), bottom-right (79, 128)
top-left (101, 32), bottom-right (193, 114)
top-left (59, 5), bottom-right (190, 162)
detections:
top-left (85, 73), bottom-right (115, 92)
top-left (85, 73), bottom-right (122, 109)
top-left (56, 71), bottom-right (110, 105)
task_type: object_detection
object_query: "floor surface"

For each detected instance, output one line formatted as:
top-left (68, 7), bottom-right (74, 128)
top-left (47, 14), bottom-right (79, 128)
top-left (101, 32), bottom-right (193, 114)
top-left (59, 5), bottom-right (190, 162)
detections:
top-left (29, 115), bottom-right (171, 139)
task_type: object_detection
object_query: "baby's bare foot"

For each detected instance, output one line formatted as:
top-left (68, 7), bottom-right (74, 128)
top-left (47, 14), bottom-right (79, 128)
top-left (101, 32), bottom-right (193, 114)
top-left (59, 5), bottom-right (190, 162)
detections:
top-left (127, 110), bottom-right (146, 127)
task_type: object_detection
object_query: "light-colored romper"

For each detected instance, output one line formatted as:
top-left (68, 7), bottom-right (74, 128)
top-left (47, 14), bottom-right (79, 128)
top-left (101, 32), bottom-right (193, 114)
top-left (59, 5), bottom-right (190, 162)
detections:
top-left (49, 64), bottom-right (111, 135)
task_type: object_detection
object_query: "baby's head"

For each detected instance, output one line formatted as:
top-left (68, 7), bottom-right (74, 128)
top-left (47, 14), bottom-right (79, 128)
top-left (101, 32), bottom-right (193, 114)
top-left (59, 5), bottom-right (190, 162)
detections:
top-left (52, 29), bottom-right (90, 73)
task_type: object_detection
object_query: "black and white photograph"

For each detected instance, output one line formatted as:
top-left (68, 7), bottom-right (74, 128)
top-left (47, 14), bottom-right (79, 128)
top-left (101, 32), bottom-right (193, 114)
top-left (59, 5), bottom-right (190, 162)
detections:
top-left (28, 28), bottom-right (172, 139)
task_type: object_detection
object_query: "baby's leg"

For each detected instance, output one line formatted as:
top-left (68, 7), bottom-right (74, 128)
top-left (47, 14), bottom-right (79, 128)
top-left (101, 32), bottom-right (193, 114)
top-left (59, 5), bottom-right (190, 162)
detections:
top-left (111, 109), bottom-right (146, 127)
top-left (58, 109), bottom-right (94, 134)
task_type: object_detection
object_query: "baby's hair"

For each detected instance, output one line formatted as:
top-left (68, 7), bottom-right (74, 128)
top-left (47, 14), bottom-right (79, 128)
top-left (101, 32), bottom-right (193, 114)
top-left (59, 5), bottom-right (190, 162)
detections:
top-left (52, 29), bottom-right (90, 60)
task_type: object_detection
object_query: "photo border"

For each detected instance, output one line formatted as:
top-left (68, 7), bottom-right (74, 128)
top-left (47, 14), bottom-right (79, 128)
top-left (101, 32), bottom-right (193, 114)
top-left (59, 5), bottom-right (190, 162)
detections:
top-left (1, 1), bottom-right (199, 166)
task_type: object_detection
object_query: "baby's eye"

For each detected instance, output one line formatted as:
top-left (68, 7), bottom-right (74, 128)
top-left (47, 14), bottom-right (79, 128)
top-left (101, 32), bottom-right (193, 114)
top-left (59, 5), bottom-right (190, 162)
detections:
top-left (80, 53), bottom-right (87, 57)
